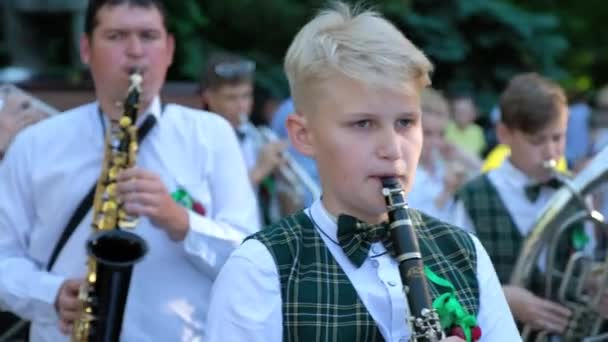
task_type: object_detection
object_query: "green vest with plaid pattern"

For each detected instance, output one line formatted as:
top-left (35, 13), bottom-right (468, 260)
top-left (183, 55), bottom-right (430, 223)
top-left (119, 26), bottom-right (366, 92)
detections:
top-left (249, 209), bottom-right (480, 342)
top-left (457, 174), bottom-right (578, 296)
top-left (457, 175), bottom-right (522, 285)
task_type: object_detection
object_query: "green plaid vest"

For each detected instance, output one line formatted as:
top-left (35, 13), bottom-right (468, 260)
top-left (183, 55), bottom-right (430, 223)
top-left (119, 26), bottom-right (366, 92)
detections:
top-left (457, 174), bottom-right (581, 297)
top-left (457, 175), bottom-right (522, 285)
top-left (248, 209), bottom-right (480, 342)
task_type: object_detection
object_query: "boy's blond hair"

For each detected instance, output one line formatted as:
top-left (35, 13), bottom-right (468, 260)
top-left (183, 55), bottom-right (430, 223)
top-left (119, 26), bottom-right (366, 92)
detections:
top-left (421, 88), bottom-right (449, 118)
top-left (284, 1), bottom-right (433, 113)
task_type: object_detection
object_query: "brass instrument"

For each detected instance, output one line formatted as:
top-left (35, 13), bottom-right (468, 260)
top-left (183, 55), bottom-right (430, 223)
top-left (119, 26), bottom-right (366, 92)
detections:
top-left (510, 147), bottom-right (608, 341)
top-left (0, 84), bottom-right (59, 158)
top-left (71, 70), bottom-right (148, 342)
top-left (381, 177), bottom-right (445, 341)
top-left (239, 114), bottom-right (321, 209)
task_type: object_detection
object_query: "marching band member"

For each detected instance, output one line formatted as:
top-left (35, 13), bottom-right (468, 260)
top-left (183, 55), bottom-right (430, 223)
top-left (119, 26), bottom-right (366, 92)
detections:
top-left (206, 2), bottom-right (519, 341)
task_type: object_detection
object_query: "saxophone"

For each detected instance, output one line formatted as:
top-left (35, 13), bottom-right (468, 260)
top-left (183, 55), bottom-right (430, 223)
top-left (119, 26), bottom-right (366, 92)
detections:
top-left (381, 177), bottom-right (445, 342)
top-left (71, 69), bottom-right (148, 342)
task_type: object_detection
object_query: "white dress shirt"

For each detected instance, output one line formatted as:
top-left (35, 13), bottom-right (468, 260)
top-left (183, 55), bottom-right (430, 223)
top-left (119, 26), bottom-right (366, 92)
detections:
top-left (0, 97), bottom-right (260, 341)
top-left (409, 159), bottom-right (456, 223)
top-left (205, 199), bottom-right (521, 342)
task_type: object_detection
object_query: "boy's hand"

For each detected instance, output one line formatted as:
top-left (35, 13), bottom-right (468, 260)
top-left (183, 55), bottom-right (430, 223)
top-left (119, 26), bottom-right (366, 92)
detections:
top-left (503, 285), bottom-right (571, 334)
top-left (583, 270), bottom-right (608, 318)
top-left (250, 141), bottom-right (287, 185)
top-left (117, 167), bottom-right (190, 241)
top-left (55, 278), bottom-right (84, 335)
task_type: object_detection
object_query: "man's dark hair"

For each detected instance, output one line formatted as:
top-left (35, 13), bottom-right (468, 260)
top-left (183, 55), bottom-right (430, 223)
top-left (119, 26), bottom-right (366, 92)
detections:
top-left (85, 0), bottom-right (169, 36)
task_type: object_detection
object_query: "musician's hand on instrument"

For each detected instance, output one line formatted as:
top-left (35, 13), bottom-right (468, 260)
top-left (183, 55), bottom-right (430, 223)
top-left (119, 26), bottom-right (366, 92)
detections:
top-left (117, 167), bottom-right (189, 241)
top-left (503, 285), bottom-right (571, 334)
top-left (584, 273), bottom-right (608, 318)
top-left (250, 140), bottom-right (288, 185)
top-left (55, 278), bottom-right (84, 335)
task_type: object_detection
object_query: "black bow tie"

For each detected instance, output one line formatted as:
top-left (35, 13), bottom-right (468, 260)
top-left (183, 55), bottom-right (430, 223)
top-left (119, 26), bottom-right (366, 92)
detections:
top-left (524, 178), bottom-right (562, 202)
top-left (336, 214), bottom-right (393, 267)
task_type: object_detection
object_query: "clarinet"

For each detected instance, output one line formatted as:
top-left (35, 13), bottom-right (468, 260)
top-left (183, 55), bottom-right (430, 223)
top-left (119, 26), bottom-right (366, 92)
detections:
top-left (381, 177), bottom-right (444, 342)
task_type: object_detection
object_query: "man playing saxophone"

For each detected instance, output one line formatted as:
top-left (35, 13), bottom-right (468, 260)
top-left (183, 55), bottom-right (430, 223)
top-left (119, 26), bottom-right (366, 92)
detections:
top-left (453, 73), bottom-right (608, 339)
top-left (0, 0), bottom-right (259, 341)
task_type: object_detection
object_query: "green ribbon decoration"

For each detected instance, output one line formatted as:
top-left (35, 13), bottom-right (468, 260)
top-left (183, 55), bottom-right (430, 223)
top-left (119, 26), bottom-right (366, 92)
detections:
top-left (571, 225), bottom-right (589, 251)
top-left (171, 188), bottom-right (193, 210)
top-left (424, 266), bottom-right (477, 342)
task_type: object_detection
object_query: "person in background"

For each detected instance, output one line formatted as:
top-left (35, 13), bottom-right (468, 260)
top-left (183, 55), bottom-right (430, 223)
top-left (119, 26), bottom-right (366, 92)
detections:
top-left (205, 2), bottom-right (519, 341)
top-left (200, 53), bottom-right (293, 224)
top-left (453, 73), bottom-right (608, 337)
top-left (445, 95), bottom-right (486, 157)
top-left (409, 88), bottom-right (481, 222)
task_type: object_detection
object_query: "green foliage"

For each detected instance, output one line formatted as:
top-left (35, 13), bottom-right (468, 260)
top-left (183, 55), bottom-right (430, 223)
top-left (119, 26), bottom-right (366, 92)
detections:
top-left (388, 0), bottom-right (568, 111)
top-left (509, 0), bottom-right (608, 97)
top-left (164, 0), bottom-right (569, 112)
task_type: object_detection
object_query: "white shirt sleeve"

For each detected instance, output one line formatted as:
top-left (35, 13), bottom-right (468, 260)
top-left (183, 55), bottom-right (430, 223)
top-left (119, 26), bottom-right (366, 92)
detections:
top-left (0, 135), bottom-right (64, 322)
top-left (472, 235), bottom-right (522, 341)
top-left (182, 117), bottom-right (261, 279)
top-left (205, 238), bottom-right (282, 342)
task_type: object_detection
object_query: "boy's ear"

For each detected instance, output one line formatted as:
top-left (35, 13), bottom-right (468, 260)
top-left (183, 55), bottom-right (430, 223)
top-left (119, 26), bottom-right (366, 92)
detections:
top-left (286, 112), bottom-right (315, 157)
top-left (496, 122), bottom-right (511, 146)
top-left (79, 34), bottom-right (91, 65)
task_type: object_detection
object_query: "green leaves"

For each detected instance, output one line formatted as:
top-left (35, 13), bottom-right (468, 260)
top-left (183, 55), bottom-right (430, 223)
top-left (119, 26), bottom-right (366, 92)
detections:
top-left (162, 0), bottom-right (570, 112)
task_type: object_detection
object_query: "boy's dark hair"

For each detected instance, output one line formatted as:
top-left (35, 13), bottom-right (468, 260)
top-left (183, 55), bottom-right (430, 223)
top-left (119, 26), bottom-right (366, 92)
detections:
top-left (500, 73), bottom-right (567, 134)
top-left (200, 53), bottom-right (255, 91)
top-left (85, 0), bottom-right (168, 36)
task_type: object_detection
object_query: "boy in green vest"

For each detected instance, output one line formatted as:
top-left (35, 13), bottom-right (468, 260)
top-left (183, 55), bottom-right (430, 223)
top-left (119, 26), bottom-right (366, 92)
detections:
top-left (205, 2), bottom-right (519, 341)
top-left (454, 73), bottom-right (607, 336)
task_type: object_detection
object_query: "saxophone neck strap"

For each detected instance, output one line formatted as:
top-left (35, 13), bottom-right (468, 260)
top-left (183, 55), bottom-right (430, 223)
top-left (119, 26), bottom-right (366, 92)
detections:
top-left (46, 111), bottom-right (159, 271)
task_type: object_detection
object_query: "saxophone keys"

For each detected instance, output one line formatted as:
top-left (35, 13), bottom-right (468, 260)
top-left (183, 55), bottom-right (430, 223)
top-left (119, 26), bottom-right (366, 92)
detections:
top-left (109, 167), bottom-right (120, 180)
top-left (118, 219), bottom-right (137, 229)
top-left (120, 116), bottom-right (132, 128)
top-left (97, 215), bottom-right (117, 230)
top-left (129, 142), bottom-right (138, 154)
top-left (106, 183), bottom-right (117, 196)
top-left (102, 200), bottom-right (117, 211)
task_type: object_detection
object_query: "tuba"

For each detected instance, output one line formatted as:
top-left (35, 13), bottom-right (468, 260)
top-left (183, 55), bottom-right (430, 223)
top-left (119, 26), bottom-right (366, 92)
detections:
top-left (510, 146), bottom-right (608, 341)
top-left (71, 70), bottom-right (148, 342)
top-left (381, 177), bottom-right (445, 341)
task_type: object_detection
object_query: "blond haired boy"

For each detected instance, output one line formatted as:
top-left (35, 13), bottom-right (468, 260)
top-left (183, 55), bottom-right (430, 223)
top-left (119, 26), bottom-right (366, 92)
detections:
top-left (206, 2), bottom-right (519, 341)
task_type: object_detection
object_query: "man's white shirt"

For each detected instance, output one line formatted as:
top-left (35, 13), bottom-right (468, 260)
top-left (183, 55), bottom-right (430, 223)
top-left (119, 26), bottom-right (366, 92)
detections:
top-left (0, 97), bottom-right (260, 341)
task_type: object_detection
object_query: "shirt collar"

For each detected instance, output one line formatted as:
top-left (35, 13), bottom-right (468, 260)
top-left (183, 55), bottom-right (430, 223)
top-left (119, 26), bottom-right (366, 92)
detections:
top-left (309, 198), bottom-right (339, 240)
top-left (494, 158), bottom-right (536, 188)
top-left (137, 96), bottom-right (162, 126)
top-left (97, 96), bottom-right (162, 130)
